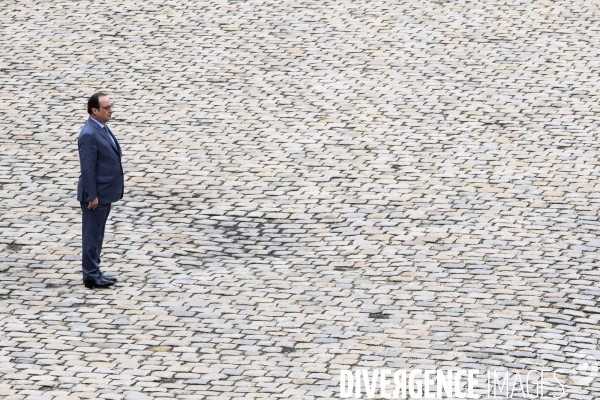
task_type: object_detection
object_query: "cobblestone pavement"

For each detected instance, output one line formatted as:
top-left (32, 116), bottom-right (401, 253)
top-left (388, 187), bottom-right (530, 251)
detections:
top-left (1, 0), bottom-right (600, 399)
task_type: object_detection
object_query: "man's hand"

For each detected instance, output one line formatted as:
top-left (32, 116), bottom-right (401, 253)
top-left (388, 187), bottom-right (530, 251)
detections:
top-left (88, 197), bottom-right (99, 210)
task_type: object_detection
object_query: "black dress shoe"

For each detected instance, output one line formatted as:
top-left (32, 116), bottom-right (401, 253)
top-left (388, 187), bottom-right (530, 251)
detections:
top-left (100, 273), bottom-right (117, 283)
top-left (84, 276), bottom-right (115, 289)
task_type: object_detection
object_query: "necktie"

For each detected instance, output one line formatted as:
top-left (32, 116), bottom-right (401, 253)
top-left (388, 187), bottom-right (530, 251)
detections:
top-left (104, 125), bottom-right (116, 148)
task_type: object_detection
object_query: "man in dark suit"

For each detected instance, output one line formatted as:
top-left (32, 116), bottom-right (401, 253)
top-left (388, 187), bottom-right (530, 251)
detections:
top-left (77, 92), bottom-right (124, 289)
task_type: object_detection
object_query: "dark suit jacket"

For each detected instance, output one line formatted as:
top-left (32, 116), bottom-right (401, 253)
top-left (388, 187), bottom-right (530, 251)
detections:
top-left (77, 117), bottom-right (124, 204)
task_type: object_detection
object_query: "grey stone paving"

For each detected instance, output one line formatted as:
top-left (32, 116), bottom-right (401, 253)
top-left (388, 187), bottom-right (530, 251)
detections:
top-left (1, 0), bottom-right (600, 398)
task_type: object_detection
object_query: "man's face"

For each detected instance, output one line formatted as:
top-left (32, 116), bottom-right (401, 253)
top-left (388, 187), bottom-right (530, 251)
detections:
top-left (92, 96), bottom-right (113, 124)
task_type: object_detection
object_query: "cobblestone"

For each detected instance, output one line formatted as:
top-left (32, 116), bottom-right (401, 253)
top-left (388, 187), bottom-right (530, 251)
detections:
top-left (1, 0), bottom-right (600, 398)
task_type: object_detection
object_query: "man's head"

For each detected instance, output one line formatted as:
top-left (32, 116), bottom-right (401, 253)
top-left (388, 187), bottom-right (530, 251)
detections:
top-left (87, 92), bottom-right (113, 124)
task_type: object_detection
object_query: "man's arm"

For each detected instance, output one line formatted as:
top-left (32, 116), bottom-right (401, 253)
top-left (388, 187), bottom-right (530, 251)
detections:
top-left (78, 131), bottom-right (98, 209)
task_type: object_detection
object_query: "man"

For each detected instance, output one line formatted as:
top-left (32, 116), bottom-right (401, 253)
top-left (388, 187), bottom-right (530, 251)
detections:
top-left (77, 92), bottom-right (124, 288)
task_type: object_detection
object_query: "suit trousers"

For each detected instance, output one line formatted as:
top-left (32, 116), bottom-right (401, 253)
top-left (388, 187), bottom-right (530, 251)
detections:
top-left (81, 202), bottom-right (112, 280)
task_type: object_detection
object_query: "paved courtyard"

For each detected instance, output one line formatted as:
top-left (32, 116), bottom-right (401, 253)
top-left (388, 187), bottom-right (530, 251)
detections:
top-left (1, 0), bottom-right (600, 398)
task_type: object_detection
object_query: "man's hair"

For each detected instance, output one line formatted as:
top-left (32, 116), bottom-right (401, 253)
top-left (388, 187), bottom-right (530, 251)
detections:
top-left (87, 92), bottom-right (108, 115)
